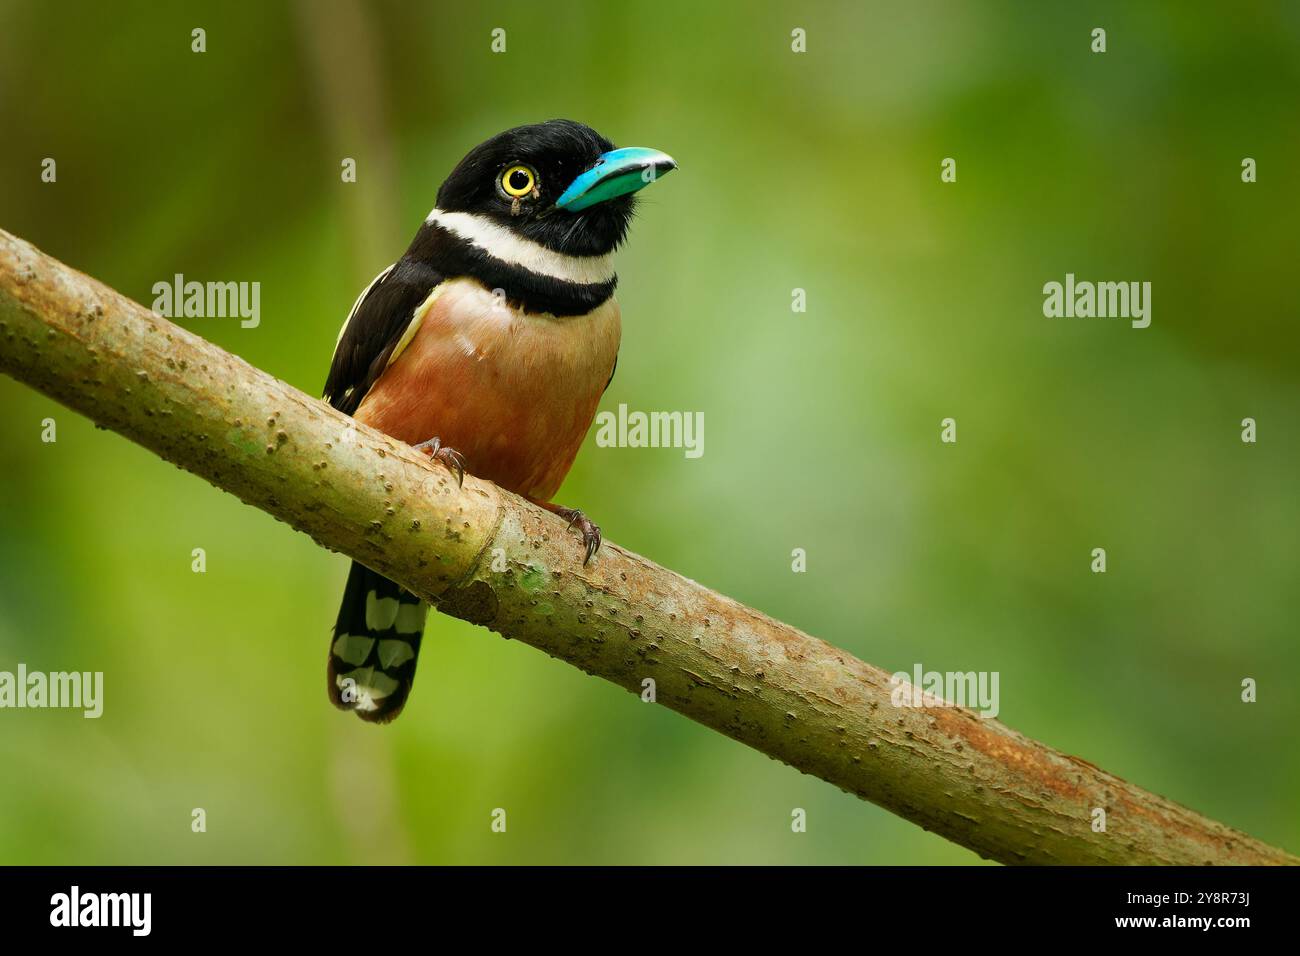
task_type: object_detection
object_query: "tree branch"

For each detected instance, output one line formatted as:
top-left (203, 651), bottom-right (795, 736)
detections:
top-left (0, 227), bottom-right (1292, 866)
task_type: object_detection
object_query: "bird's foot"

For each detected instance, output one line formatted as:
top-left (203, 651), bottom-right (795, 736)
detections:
top-left (413, 437), bottom-right (465, 487)
top-left (534, 501), bottom-right (602, 565)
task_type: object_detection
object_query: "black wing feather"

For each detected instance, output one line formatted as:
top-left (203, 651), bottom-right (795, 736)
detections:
top-left (323, 257), bottom-right (445, 416)
top-left (603, 352), bottom-right (618, 394)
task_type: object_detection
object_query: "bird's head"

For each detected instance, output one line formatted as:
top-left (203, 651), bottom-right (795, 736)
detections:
top-left (433, 119), bottom-right (676, 258)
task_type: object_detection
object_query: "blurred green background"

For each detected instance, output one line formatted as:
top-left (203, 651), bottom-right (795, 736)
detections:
top-left (1, 0), bottom-right (1297, 864)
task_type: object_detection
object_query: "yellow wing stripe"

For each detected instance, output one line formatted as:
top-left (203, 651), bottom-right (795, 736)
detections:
top-left (385, 283), bottom-right (447, 370)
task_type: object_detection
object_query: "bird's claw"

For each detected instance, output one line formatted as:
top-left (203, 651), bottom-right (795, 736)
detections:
top-left (552, 507), bottom-right (601, 565)
top-left (582, 522), bottom-right (602, 565)
top-left (413, 437), bottom-right (465, 487)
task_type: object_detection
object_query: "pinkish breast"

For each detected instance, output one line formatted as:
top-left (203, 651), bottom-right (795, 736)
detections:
top-left (354, 277), bottom-right (622, 501)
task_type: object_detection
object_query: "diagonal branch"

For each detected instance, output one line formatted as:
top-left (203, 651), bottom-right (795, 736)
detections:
top-left (0, 227), bottom-right (1292, 866)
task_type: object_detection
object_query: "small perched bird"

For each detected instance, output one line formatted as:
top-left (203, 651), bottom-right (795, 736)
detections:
top-left (322, 119), bottom-right (675, 722)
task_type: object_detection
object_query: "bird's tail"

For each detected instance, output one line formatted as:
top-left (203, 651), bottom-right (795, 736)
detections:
top-left (328, 561), bottom-right (428, 723)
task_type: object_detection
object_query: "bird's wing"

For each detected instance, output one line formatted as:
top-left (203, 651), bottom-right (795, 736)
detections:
top-left (323, 258), bottom-right (445, 416)
top-left (603, 352), bottom-right (618, 393)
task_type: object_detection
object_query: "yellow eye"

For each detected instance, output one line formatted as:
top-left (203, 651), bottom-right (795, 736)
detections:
top-left (500, 164), bottom-right (536, 198)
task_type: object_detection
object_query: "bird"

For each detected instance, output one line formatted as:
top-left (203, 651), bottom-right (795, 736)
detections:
top-left (321, 119), bottom-right (676, 723)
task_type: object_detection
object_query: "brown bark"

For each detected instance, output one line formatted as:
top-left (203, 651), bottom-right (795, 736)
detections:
top-left (0, 227), bottom-right (1293, 865)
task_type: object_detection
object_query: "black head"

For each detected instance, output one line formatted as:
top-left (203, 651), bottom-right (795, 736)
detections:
top-left (434, 119), bottom-right (674, 258)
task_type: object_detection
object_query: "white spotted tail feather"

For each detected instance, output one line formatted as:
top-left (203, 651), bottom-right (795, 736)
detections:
top-left (328, 561), bottom-right (428, 722)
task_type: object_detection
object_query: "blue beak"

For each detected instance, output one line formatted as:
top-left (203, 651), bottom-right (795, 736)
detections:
top-left (555, 147), bottom-right (677, 212)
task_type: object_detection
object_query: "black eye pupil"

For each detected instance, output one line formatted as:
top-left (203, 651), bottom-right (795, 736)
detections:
top-left (509, 170), bottom-right (530, 191)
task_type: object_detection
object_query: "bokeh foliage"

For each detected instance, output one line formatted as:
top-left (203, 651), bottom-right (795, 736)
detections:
top-left (0, 0), bottom-right (1296, 863)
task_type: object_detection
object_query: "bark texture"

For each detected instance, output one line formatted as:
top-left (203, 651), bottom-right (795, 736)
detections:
top-left (0, 227), bottom-right (1293, 865)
